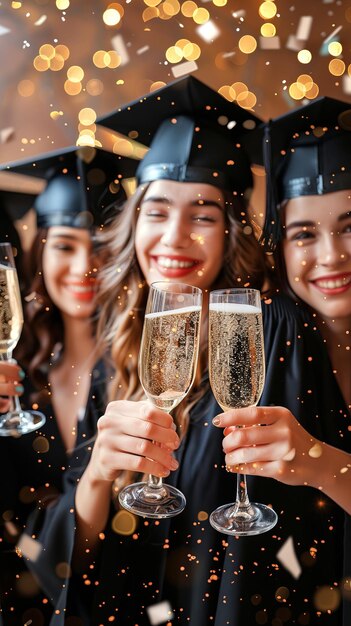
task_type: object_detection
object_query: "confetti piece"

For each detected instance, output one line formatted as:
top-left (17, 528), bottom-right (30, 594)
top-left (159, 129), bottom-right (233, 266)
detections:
top-left (0, 24), bottom-right (10, 36)
top-left (296, 16), bottom-right (313, 41)
top-left (276, 536), bottom-right (302, 579)
top-left (323, 25), bottom-right (342, 44)
top-left (286, 35), bottom-right (306, 52)
top-left (232, 10), bottom-right (246, 19)
top-left (34, 14), bottom-right (47, 26)
top-left (50, 111), bottom-right (64, 120)
top-left (146, 600), bottom-right (174, 626)
top-left (16, 534), bottom-right (42, 562)
top-left (196, 19), bottom-right (220, 42)
top-left (0, 127), bottom-right (15, 143)
top-left (259, 36), bottom-right (280, 50)
top-left (110, 34), bottom-right (129, 66)
top-left (308, 443), bottom-right (323, 458)
top-left (171, 60), bottom-right (198, 78)
top-left (137, 45), bottom-right (149, 55)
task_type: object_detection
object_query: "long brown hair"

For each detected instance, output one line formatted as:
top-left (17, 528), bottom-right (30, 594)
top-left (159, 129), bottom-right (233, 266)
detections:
top-left (15, 229), bottom-right (64, 405)
top-left (96, 183), bottom-right (270, 492)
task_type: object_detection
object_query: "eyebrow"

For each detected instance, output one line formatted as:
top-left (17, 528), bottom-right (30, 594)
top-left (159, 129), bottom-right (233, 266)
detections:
top-left (142, 196), bottom-right (224, 210)
top-left (286, 211), bottom-right (351, 231)
top-left (48, 233), bottom-right (80, 240)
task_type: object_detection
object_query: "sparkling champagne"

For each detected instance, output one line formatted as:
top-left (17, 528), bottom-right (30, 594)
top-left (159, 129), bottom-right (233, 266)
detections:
top-left (209, 302), bottom-right (265, 410)
top-left (140, 305), bottom-right (201, 411)
top-left (0, 265), bottom-right (23, 355)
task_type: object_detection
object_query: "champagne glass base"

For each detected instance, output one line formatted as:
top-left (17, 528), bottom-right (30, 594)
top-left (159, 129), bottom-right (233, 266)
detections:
top-left (119, 481), bottom-right (186, 519)
top-left (0, 410), bottom-right (46, 437)
top-left (210, 502), bottom-right (278, 536)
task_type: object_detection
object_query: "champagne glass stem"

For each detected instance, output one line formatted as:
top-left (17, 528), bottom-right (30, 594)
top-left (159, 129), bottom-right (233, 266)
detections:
top-left (147, 474), bottom-right (164, 490)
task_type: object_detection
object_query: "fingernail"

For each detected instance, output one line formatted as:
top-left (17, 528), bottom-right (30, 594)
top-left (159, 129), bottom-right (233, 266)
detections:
top-left (19, 369), bottom-right (25, 379)
top-left (212, 417), bottom-right (221, 426)
top-left (15, 384), bottom-right (24, 392)
top-left (170, 458), bottom-right (179, 470)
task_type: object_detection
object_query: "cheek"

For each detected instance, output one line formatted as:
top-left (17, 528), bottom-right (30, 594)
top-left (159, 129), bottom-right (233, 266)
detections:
top-left (284, 246), bottom-right (310, 289)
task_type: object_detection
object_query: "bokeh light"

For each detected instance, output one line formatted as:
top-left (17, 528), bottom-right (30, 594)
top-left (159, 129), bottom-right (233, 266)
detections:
top-left (259, 1), bottom-right (277, 19)
top-left (297, 49), bottom-right (312, 64)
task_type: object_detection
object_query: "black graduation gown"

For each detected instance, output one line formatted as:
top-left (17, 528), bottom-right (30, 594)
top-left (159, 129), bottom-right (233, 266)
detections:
top-left (24, 295), bottom-right (351, 626)
top-left (0, 361), bottom-right (107, 626)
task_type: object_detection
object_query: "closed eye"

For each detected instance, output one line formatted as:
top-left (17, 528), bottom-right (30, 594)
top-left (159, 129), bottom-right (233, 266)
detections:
top-left (193, 215), bottom-right (217, 223)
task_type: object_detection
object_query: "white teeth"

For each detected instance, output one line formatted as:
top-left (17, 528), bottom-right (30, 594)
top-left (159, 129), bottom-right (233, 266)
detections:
top-left (316, 276), bottom-right (351, 289)
top-left (157, 257), bottom-right (196, 269)
top-left (67, 285), bottom-right (96, 293)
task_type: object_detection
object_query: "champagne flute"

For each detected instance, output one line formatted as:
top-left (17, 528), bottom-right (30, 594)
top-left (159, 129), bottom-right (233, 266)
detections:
top-left (119, 281), bottom-right (202, 518)
top-left (0, 242), bottom-right (46, 436)
top-left (208, 288), bottom-right (277, 536)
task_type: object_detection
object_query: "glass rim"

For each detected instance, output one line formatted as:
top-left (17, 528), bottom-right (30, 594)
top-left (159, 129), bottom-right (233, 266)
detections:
top-left (149, 281), bottom-right (202, 295)
top-left (210, 287), bottom-right (260, 296)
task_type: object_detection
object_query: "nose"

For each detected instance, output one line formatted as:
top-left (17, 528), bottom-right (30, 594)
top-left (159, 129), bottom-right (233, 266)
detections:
top-left (318, 232), bottom-right (348, 267)
top-left (160, 215), bottom-right (190, 249)
top-left (71, 247), bottom-right (92, 276)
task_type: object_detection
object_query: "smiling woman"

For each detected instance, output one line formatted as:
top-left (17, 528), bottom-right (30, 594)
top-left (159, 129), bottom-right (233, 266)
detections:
top-left (283, 192), bottom-right (351, 322)
top-left (135, 180), bottom-right (226, 290)
top-left (42, 227), bottom-right (101, 318)
top-left (0, 145), bottom-right (130, 626)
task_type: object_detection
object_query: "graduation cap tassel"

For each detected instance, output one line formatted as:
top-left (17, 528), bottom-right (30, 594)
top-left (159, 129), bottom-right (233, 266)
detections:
top-left (260, 121), bottom-right (281, 252)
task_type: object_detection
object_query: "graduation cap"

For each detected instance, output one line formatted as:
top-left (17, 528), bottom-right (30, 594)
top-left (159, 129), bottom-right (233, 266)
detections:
top-left (261, 96), bottom-right (351, 251)
top-left (97, 76), bottom-right (262, 194)
top-left (0, 145), bottom-right (138, 229)
top-left (0, 189), bottom-right (36, 221)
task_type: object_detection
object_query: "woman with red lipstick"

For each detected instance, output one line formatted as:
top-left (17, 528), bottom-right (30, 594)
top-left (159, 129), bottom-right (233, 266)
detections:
top-left (212, 97), bottom-right (351, 624)
top-left (0, 145), bottom-right (130, 626)
top-left (19, 81), bottom-right (350, 625)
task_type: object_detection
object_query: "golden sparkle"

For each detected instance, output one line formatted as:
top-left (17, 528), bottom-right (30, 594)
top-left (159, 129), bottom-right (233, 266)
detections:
top-left (259, 1), bottom-right (277, 19)
top-left (297, 49), bottom-right (312, 64)
top-left (111, 510), bottom-right (138, 535)
top-left (328, 41), bottom-right (342, 57)
top-left (329, 58), bottom-right (345, 76)
top-left (238, 35), bottom-right (257, 54)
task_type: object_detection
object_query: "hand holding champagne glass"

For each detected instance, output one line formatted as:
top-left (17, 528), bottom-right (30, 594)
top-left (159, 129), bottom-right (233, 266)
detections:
top-left (0, 242), bottom-right (46, 436)
top-left (208, 288), bottom-right (277, 535)
top-left (119, 281), bottom-right (202, 518)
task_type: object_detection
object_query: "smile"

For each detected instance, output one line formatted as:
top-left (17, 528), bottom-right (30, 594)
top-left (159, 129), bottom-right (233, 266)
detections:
top-left (156, 256), bottom-right (199, 269)
top-left (312, 273), bottom-right (351, 294)
top-left (314, 276), bottom-right (351, 289)
top-left (66, 285), bottom-right (97, 293)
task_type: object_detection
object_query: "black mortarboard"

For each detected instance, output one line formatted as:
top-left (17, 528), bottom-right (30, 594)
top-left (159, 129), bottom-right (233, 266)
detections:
top-left (261, 96), bottom-right (351, 251)
top-left (1, 146), bottom-right (138, 229)
top-left (97, 76), bottom-right (262, 194)
top-left (0, 189), bottom-right (35, 221)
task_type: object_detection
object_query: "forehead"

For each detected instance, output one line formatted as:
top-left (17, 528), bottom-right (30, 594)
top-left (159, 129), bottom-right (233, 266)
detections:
top-left (46, 226), bottom-right (92, 242)
top-left (143, 179), bottom-right (224, 203)
top-left (284, 189), bottom-right (351, 222)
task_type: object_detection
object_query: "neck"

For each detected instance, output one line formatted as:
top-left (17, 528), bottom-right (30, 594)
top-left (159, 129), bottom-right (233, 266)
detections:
top-left (61, 315), bottom-right (98, 365)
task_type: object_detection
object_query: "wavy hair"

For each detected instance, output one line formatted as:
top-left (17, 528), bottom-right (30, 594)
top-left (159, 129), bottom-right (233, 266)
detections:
top-left (15, 229), bottom-right (64, 405)
top-left (96, 183), bottom-right (271, 490)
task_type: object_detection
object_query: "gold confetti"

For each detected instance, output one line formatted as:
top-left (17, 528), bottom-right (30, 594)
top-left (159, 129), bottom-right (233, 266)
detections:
top-left (308, 443), bottom-right (323, 458)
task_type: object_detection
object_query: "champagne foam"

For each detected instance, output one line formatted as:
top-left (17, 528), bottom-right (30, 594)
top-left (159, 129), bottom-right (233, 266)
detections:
top-left (146, 305), bottom-right (202, 319)
top-left (209, 303), bottom-right (260, 314)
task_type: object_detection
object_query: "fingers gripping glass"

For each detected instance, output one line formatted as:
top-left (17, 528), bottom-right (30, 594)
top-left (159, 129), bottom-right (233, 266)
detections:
top-left (118, 282), bottom-right (202, 519)
top-left (208, 288), bottom-right (277, 536)
top-left (0, 243), bottom-right (46, 436)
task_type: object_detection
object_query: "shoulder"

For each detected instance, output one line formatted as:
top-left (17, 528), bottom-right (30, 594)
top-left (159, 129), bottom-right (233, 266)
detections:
top-left (262, 292), bottom-right (313, 329)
